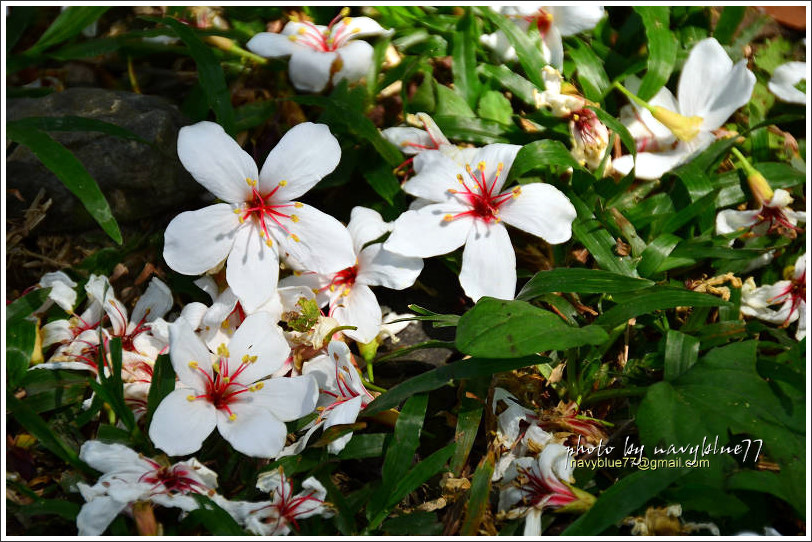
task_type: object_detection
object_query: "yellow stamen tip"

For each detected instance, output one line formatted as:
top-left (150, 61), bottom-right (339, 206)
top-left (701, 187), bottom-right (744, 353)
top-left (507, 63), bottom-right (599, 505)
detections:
top-left (343, 16), bottom-right (352, 25)
top-left (228, 413), bottom-right (237, 421)
top-left (339, 7), bottom-right (350, 16)
top-left (477, 161), bottom-right (486, 171)
top-left (443, 214), bottom-right (454, 221)
top-left (329, 285), bottom-right (336, 292)
top-left (265, 239), bottom-right (274, 248)
top-left (279, 180), bottom-right (288, 186)
top-left (342, 288), bottom-right (351, 297)
top-left (288, 35), bottom-right (298, 42)
top-left (188, 361), bottom-right (198, 369)
top-left (351, 28), bottom-right (360, 34)
top-left (255, 382), bottom-right (264, 390)
top-left (291, 234), bottom-right (300, 242)
top-left (221, 320), bottom-right (230, 329)
top-left (291, 214), bottom-right (299, 223)
top-left (186, 395), bottom-right (196, 402)
top-left (223, 377), bottom-right (231, 384)
top-left (465, 164), bottom-right (473, 172)
top-left (297, 27), bottom-right (306, 35)
top-left (238, 217), bottom-right (245, 224)
top-left (497, 162), bottom-right (504, 171)
top-left (447, 188), bottom-right (457, 194)
top-left (294, 202), bottom-right (303, 208)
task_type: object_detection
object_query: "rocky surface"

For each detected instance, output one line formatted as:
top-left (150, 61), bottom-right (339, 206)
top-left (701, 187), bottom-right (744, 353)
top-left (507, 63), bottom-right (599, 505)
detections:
top-left (7, 88), bottom-right (205, 233)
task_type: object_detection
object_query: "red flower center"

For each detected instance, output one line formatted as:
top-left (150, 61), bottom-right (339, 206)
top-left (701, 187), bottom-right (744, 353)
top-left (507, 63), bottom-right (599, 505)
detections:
top-left (239, 179), bottom-right (302, 246)
top-left (754, 204), bottom-right (804, 236)
top-left (139, 460), bottom-right (209, 495)
top-left (517, 465), bottom-right (578, 509)
top-left (187, 349), bottom-right (260, 420)
top-left (444, 162), bottom-right (520, 224)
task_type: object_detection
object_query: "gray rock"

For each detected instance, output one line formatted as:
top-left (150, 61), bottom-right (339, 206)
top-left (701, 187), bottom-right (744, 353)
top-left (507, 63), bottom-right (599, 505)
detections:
top-left (7, 88), bottom-right (203, 233)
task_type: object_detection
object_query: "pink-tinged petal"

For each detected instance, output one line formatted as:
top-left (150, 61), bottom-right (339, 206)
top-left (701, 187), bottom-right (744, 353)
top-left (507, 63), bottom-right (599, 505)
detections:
top-left (467, 144), bottom-right (522, 194)
top-left (169, 317), bottom-right (214, 389)
top-left (226, 224), bottom-right (280, 313)
top-left (381, 126), bottom-right (435, 156)
top-left (356, 244), bottom-right (423, 290)
top-left (459, 223), bottom-right (516, 302)
top-left (333, 283), bottom-right (382, 343)
top-left (325, 395), bottom-right (364, 454)
top-left (334, 16), bottom-right (391, 40)
top-left (769, 61), bottom-right (807, 104)
top-left (334, 39), bottom-right (374, 85)
top-left (177, 121), bottom-right (257, 203)
top-left (499, 182), bottom-right (576, 244)
top-left (251, 374), bottom-right (319, 422)
top-left (273, 203), bottom-right (356, 275)
top-left (417, 112), bottom-right (451, 147)
top-left (77, 496), bottom-right (130, 536)
top-left (348, 206), bottom-right (392, 252)
top-left (130, 277), bottom-right (173, 325)
top-left (103, 296), bottom-right (129, 336)
top-left (79, 441), bottom-right (149, 474)
top-left (543, 25), bottom-right (565, 69)
top-left (384, 204), bottom-right (472, 258)
top-left (246, 32), bottom-right (299, 58)
top-left (715, 209), bottom-right (760, 235)
top-left (216, 402), bottom-right (288, 458)
top-left (406, 150), bottom-right (466, 201)
top-left (258, 122), bottom-right (341, 200)
top-left (549, 6), bottom-right (605, 36)
top-left (227, 312), bottom-right (290, 383)
top-left (164, 204), bottom-right (241, 276)
top-left (281, 21), bottom-right (328, 37)
top-left (149, 389), bottom-right (217, 456)
top-left (288, 48), bottom-right (338, 93)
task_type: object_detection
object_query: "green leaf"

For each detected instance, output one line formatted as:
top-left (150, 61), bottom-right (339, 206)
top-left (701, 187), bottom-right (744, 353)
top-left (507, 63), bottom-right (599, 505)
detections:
top-left (145, 354), bottom-right (176, 427)
top-left (452, 8), bottom-right (482, 108)
top-left (456, 298), bottom-right (609, 358)
top-left (6, 121), bottom-right (122, 244)
top-left (6, 288), bottom-right (51, 324)
top-left (6, 6), bottom-right (36, 53)
top-left (7, 319), bottom-right (38, 389)
top-left (365, 355), bottom-right (543, 416)
top-left (449, 378), bottom-right (487, 475)
top-left (663, 329), bottom-right (700, 381)
top-left (26, 7), bottom-right (110, 55)
top-left (713, 6), bottom-right (746, 45)
top-left (562, 468), bottom-right (690, 535)
top-left (480, 8), bottom-right (546, 89)
top-left (432, 115), bottom-right (509, 144)
top-left (479, 64), bottom-right (539, 105)
top-left (434, 81), bottom-right (476, 118)
top-left (336, 433), bottom-right (388, 460)
top-left (517, 268), bottom-right (654, 300)
top-left (182, 495), bottom-right (246, 535)
top-left (636, 234), bottom-right (681, 278)
top-left (162, 17), bottom-right (236, 135)
top-left (568, 37), bottom-right (611, 102)
top-left (509, 140), bottom-right (580, 180)
top-left (477, 90), bottom-right (513, 125)
top-left (381, 511), bottom-right (443, 536)
top-left (20, 369), bottom-right (90, 414)
top-left (15, 499), bottom-right (81, 521)
top-left (364, 161), bottom-right (402, 205)
top-left (234, 99), bottom-right (278, 132)
top-left (460, 456), bottom-right (494, 535)
top-left (633, 7), bottom-right (678, 101)
top-left (594, 287), bottom-right (730, 328)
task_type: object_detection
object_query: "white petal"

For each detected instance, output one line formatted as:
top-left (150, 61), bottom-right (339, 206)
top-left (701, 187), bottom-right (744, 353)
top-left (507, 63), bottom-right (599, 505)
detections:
top-left (149, 389), bottom-right (217, 456)
top-left (79, 441), bottom-right (147, 474)
top-left (700, 60), bottom-right (756, 130)
top-left (325, 395), bottom-right (364, 454)
top-left (163, 204), bottom-right (241, 276)
top-left (216, 403), bottom-right (288, 458)
top-left (381, 126), bottom-right (435, 156)
top-left (251, 374), bottom-right (319, 422)
top-left (769, 62), bottom-right (807, 104)
top-left (549, 6), bottom-right (605, 36)
top-left (499, 182), bottom-right (576, 244)
top-left (246, 31), bottom-right (299, 58)
top-left (130, 277), bottom-right (173, 325)
top-left (356, 244), bottom-right (423, 290)
top-left (406, 150), bottom-right (465, 201)
top-left (796, 302), bottom-right (806, 341)
top-left (226, 224), bottom-right (280, 313)
top-left (201, 288), bottom-right (239, 330)
top-left (523, 508), bottom-right (543, 536)
top-left (39, 271), bottom-right (77, 312)
top-left (273, 203), bottom-right (356, 275)
top-left (194, 276), bottom-right (219, 301)
top-left (620, 147), bottom-right (692, 180)
top-left (333, 283), bottom-right (382, 343)
top-left (41, 320), bottom-right (73, 348)
top-left (348, 206), bottom-right (392, 252)
top-left (77, 496), bottom-right (130, 536)
top-left (169, 317), bottom-right (215, 389)
top-left (227, 312), bottom-right (290, 383)
top-left (715, 209), bottom-right (759, 235)
top-left (384, 204), bottom-right (472, 258)
top-left (459, 223), bottom-right (516, 302)
top-left (334, 39), bottom-right (374, 86)
top-left (258, 122), bottom-right (341, 200)
top-left (288, 48), bottom-right (338, 93)
top-left (103, 295), bottom-right (129, 336)
top-left (334, 16), bottom-right (391, 40)
top-left (177, 121), bottom-right (257, 202)
top-left (469, 144), bottom-right (522, 194)
top-left (543, 25), bottom-right (565, 69)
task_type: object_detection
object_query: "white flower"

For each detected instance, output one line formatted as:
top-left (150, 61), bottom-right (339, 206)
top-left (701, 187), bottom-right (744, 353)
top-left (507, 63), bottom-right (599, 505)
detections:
top-left (491, 388), bottom-right (556, 481)
top-left (613, 38), bottom-right (756, 180)
top-left (768, 61), bottom-right (807, 104)
top-left (37, 271), bottom-right (78, 312)
top-left (384, 145), bottom-right (576, 301)
top-left (569, 108), bottom-right (611, 171)
top-left (76, 441), bottom-right (218, 536)
top-left (247, 11), bottom-right (391, 93)
top-left (716, 188), bottom-right (806, 238)
top-left (148, 312), bottom-right (319, 458)
top-left (498, 443), bottom-right (593, 536)
top-left (381, 113), bottom-right (478, 172)
top-left (281, 206), bottom-right (423, 343)
top-left (163, 121), bottom-right (355, 313)
top-left (481, 6), bottom-right (605, 69)
top-left (740, 253), bottom-right (806, 341)
top-left (39, 274), bottom-right (106, 356)
top-left (223, 468), bottom-right (333, 535)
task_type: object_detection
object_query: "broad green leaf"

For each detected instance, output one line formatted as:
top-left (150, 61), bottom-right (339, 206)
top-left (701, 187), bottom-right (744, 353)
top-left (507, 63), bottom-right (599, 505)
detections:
top-left (364, 355), bottom-right (543, 416)
top-left (456, 298), bottom-right (609, 357)
top-left (654, 190), bottom-right (718, 236)
top-left (517, 268), bottom-right (654, 300)
top-left (364, 161), bottom-right (401, 205)
top-left (562, 468), bottom-right (690, 535)
top-left (460, 456), bottom-right (494, 535)
top-left (480, 8), bottom-right (546, 89)
top-left (636, 234), bottom-right (681, 278)
top-left (20, 369), bottom-right (90, 413)
top-left (434, 81), bottom-right (476, 118)
top-left (477, 90), bottom-right (513, 125)
top-left (6, 121), bottom-right (122, 244)
top-left (713, 6), bottom-right (746, 45)
top-left (568, 37), bottom-right (611, 102)
top-left (14, 499), bottom-right (81, 521)
top-left (26, 7), bottom-right (110, 55)
top-left (634, 7), bottom-right (678, 101)
top-left (452, 8), bottom-right (481, 108)
top-left (162, 17), bottom-right (236, 135)
top-left (234, 99), bottom-right (277, 132)
top-left (182, 495), bottom-right (246, 535)
top-left (381, 511), bottom-right (443, 536)
top-left (145, 354), bottom-right (176, 427)
top-left (6, 288), bottom-right (51, 324)
top-left (336, 433), bottom-right (389, 460)
top-left (478, 64), bottom-right (539, 105)
top-left (7, 319), bottom-right (37, 389)
top-left (663, 329), bottom-right (699, 381)
top-left (432, 115), bottom-right (509, 144)
top-left (595, 287), bottom-right (730, 328)
top-left (510, 140), bottom-right (580, 180)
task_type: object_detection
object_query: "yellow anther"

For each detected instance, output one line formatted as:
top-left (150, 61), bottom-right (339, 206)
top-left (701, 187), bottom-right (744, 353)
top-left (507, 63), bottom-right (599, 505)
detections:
top-left (293, 270), bottom-right (302, 276)
top-left (312, 288), bottom-right (320, 294)
top-left (456, 173), bottom-right (464, 183)
top-left (465, 164), bottom-right (473, 173)
top-left (212, 361), bottom-right (220, 373)
top-left (217, 344), bottom-right (230, 357)
top-left (342, 288), bottom-right (351, 297)
top-left (478, 161), bottom-right (486, 171)
top-left (297, 27), bottom-right (306, 35)
top-left (233, 208), bottom-right (241, 214)
top-left (447, 188), bottom-right (457, 194)
top-left (294, 202), bottom-right (303, 208)
top-left (496, 162), bottom-right (504, 171)
top-left (245, 177), bottom-right (257, 187)
top-left (238, 216), bottom-right (245, 224)
top-left (228, 413), bottom-right (237, 421)
top-left (443, 214), bottom-right (454, 221)
top-left (291, 214), bottom-right (299, 223)
top-left (351, 28), bottom-right (361, 34)
top-left (254, 382), bottom-right (264, 390)
top-left (265, 238), bottom-right (274, 248)
top-left (242, 354), bottom-right (257, 364)
top-left (288, 35), bottom-right (298, 42)
top-left (279, 180), bottom-right (288, 186)
top-left (326, 37), bottom-right (334, 45)
top-left (188, 361), bottom-right (198, 369)
top-left (222, 376), bottom-right (231, 384)
top-left (512, 187), bottom-right (522, 198)
top-left (343, 16), bottom-right (352, 25)
top-left (186, 395), bottom-right (196, 402)
top-left (291, 234), bottom-right (300, 242)
top-left (259, 230), bottom-right (266, 238)
top-left (339, 7), bottom-right (350, 17)
top-left (572, 113), bottom-right (580, 122)
top-left (221, 319), bottom-right (230, 329)
top-left (329, 284), bottom-right (336, 292)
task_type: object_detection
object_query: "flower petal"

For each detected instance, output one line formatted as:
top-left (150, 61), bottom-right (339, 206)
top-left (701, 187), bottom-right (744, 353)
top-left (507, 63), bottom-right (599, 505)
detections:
top-left (325, 395), bottom-right (364, 454)
top-left (499, 182), bottom-right (576, 244)
top-left (39, 271), bottom-right (77, 312)
top-left (356, 244), bottom-right (423, 290)
top-left (77, 496), bottom-right (130, 536)
top-left (549, 6), bottom-right (605, 36)
top-left (246, 31), bottom-right (299, 58)
top-left (251, 374), bottom-right (319, 422)
top-left (79, 441), bottom-right (148, 474)
top-left (348, 206), bottom-right (392, 252)
top-left (288, 48), bottom-right (338, 93)
top-left (384, 203), bottom-right (472, 258)
top-left (227, 312), bottom-right (290, 383)
top-left (216, 403), bottom-right (288, 458)
top-left (273, 203), bottom-right (356, 275)
top-left (333, 283), bottom-right (382, 343)
top-left (715, 209), bottom-right (760, 235)
top-left (336, 16), bottom-right (391, 40)
top-left (459, 223), bottom-right (516, 301)
top-left (258, 122), bottom-right (341, 200)
top-left (164, 204), bottom-right (241, 276)
top-left (406, 150), bottom-right (466, 201)
top-left (543, 25), bottom-right (565, 69)
top-left (149, 389), bottom-right (217, 456)
top-left (701, 60), bottom-right (756, 130)
top-left (381, 126), bottom-right (436, 156)
top-left (469, 144), bottom-right (522, 194)
top-left (769, 61), bottom-right (807, 104)
top-left (226, 223), bottom-right (280, 313)
top-left (615, 147), bottom-right (692, 180)
top-left (169, 317), bottom-right (214, 389)
top-left (334, 40), bottom-right (374, 86)
top-left (130, 277), bottom-right (173, 325)
top-left (177, 121), bottom-right (256, 202)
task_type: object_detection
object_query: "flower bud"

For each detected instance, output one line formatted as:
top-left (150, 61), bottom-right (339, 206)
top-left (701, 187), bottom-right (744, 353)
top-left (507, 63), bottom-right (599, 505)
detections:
top-left (651, 106), bottom-right (703, 142)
